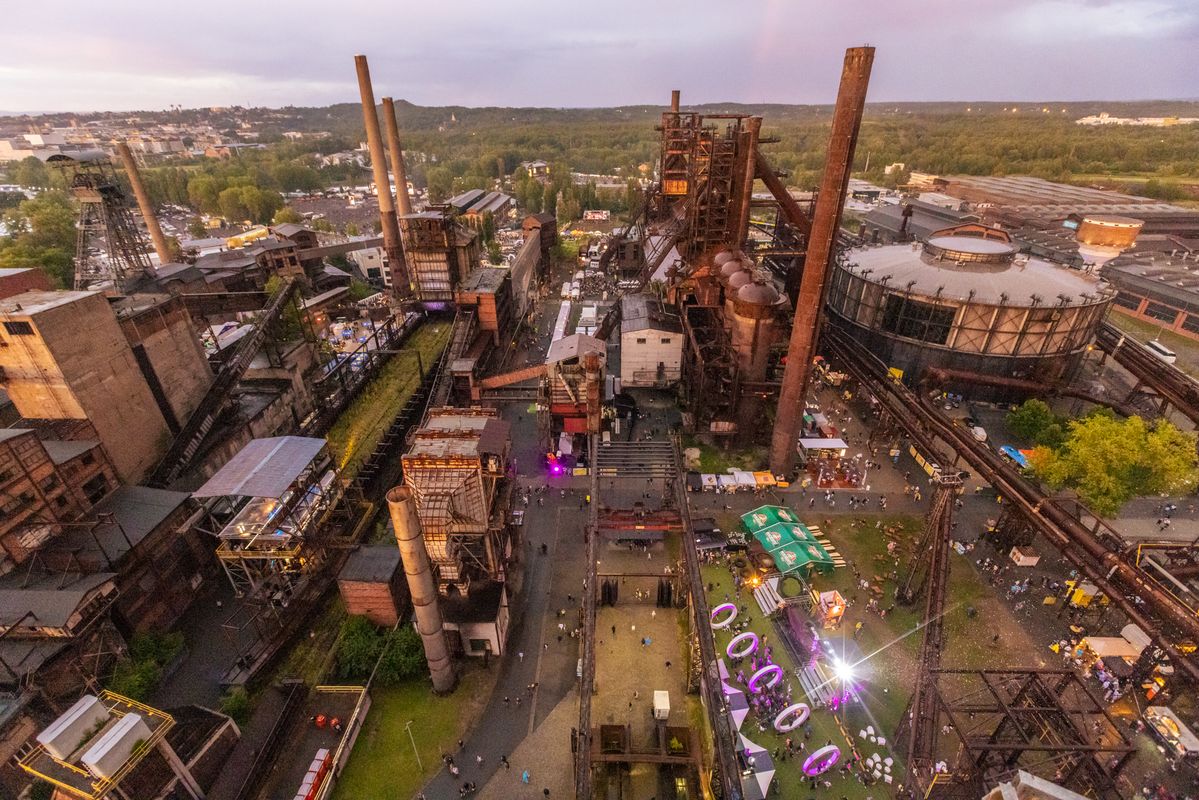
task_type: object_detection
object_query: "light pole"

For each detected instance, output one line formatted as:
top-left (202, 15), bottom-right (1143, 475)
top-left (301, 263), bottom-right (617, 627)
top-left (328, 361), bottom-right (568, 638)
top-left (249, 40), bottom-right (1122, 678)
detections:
top-left (405, 719), bottom-right (422, 771)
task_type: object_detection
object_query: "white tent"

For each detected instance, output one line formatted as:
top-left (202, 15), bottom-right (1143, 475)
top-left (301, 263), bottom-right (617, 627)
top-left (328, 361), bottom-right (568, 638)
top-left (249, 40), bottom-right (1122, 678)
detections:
top-left (1121, 623), bottom-right (1152, 651)
top-left (737, 734), bottom-right (775, 800)
top-left (727, 691), bottom-right (750, 731)
top-left (732, 470), bottom-right (757, 488)
top-left (1082, 636), bottom-right (1143, 660)
top-left (717, 474), bottom-right (737, 492)
top-left (701, 474), bottom-right (718, 490)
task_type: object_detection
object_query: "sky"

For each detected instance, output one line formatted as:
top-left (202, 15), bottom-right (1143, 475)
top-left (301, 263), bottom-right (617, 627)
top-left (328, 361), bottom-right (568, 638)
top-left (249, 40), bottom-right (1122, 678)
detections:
top-left (1, 0), bottom-right (1196, 112)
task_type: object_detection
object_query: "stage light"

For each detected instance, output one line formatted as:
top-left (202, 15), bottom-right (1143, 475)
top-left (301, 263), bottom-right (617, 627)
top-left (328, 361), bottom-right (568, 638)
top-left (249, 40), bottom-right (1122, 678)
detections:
top-left (834, 659), bottom-right (854, 683)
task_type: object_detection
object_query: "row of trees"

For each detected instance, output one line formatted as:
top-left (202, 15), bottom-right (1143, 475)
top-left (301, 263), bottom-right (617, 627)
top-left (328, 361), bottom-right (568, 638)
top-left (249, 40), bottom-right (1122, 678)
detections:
top-left (1007, 399), bottom-right (1198, 518)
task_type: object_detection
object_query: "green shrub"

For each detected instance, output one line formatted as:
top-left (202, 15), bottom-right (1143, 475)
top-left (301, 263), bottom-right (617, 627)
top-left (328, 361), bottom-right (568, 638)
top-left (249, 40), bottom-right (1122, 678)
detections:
top-left (219, 687), bottom-right (251, 724)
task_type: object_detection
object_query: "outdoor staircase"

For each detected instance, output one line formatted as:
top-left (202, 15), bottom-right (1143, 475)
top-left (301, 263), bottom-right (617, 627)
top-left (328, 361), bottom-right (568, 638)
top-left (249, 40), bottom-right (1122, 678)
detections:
top-left (807, 525), bottom-right (848, 569)
top-left (149, 278), bottom-right (301, 486)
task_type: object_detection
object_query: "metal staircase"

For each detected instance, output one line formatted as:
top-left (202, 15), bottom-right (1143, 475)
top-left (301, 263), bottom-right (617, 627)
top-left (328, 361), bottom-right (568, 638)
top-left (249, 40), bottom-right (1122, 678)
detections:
top-left (149, 278), bottom-right (301, 486)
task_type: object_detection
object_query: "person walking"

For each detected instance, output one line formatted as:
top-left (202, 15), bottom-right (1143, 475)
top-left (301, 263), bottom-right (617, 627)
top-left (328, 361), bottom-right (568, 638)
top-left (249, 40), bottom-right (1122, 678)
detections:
top-left (521, 769), bottom-right (530, 784)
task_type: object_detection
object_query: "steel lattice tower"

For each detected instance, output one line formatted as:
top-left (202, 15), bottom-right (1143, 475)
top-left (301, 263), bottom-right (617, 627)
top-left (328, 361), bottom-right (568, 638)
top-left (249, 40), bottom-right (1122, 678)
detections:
top-left (54, 154), bottom-right (152, 290)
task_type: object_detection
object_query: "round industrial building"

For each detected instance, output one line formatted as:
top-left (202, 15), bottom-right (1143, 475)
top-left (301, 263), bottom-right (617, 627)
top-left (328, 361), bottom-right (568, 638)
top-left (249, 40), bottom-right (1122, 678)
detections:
top-left (825, 224), bottom-right (1114, 397)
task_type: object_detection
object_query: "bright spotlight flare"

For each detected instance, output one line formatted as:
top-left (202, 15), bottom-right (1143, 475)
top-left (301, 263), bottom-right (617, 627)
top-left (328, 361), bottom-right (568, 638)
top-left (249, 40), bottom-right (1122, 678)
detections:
top-left (833, 658), bottom-right (855, 684)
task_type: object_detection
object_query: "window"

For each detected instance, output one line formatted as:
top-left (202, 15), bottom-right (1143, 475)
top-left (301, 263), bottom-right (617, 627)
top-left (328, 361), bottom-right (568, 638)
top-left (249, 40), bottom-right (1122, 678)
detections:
top-left (82, 474), bottom-right (110, 505)
top-left (880, 295), bottom-right (955, 344)
top-left (1144, 302), bottom-right (1179, 324)
top-left (469, 638), bottom-right (491, 654)
top-left (660, 337), bottom-right (672, 344)
top-left (81, 453), bottom-right (95, 466)
top-left (3, 321), bottom-right (33, 336)
top-left (636, 338), bottom-right (647, 344)
top-left (1111, 291), bottom-right (1141, 310)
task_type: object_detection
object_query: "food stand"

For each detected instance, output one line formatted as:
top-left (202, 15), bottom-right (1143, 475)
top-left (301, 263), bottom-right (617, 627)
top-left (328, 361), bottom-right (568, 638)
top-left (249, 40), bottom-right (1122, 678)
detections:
top-left (1145, 706), bottom-right (1199, 758)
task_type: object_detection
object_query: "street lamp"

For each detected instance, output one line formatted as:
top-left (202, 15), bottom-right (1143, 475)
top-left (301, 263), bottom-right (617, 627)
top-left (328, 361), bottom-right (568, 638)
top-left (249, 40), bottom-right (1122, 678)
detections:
top-left (404, 719), bottom-right (422, 770)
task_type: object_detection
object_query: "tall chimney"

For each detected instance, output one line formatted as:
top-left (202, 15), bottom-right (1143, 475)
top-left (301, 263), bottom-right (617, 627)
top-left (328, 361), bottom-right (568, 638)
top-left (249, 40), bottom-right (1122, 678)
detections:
top-left (354, 55), bottom-right (407, 294)
top-left (116, 142), bottom-right (172, 266)
top-left (382, 97), bottom-right (414, 216)
top-left (769, 47), bottom-right (874, 476)
top-left (670, 90), bottom-right (681, 114)
top-left (388, 486), bottom-right (456, 693)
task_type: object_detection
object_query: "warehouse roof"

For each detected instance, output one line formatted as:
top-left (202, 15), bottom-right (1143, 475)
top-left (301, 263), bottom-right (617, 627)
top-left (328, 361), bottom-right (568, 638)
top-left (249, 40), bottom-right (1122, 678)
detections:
top-left (620, 293), bottom-right (682, 335)
top-left (0, 572), bottom-right (116, 629)
top-left (339, 546), bottom-right (402, 584)
top-left (193, 436), bottom-right (326, 498)
top-left (41, 439), bottom-right (99, 465)
top-left (547, 333), bottom-right (605, 364)
top-left (460, 267), bottom-right (508, 293)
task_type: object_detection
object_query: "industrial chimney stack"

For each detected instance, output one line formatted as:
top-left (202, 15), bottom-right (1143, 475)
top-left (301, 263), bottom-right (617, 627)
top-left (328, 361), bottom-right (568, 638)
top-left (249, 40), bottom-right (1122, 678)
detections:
top-left (382, 97), bottom-right (414, 217)
top-left (354, 55), bottom-right (409, 295)
top-left (670, 89), bottom-right (681, 114)
top-left (387, 486), bottom-right (456, 693)
top-left (116, 142), bottom-right (172, 267)
top-left (769, 46), bottom-right (874, 476)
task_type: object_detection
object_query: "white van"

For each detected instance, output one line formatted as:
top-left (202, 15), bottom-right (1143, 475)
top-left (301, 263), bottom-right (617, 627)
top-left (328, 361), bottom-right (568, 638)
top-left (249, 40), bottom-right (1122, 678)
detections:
top-left (1145, 339), bottom-right (1177, 364)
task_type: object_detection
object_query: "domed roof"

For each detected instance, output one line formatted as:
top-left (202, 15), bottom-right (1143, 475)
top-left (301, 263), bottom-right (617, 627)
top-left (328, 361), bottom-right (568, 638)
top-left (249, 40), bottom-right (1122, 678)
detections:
top-left (727, 269), bottom-right (754, 289)
top-left (737, 279), bottom-right (780, 305)
top-left (713, 249), bottom-right (745, 267)
top-left (719, 259), bottom-right (748, 279)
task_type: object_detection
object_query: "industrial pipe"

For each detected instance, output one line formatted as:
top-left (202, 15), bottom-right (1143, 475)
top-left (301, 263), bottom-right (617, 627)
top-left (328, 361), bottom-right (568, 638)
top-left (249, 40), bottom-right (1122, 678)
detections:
top-left (354, 55), bottom-right (407, 293)
top-left (382, 97), bottom-right (414, 216)
top-left (670, 89), bottom-right (680, 114)
top-left (387, 486), bottom-right (456, 693)
top-left (769, 46), bottom-right (874, 476)
top-left (116, 142), bottom-right (172, 267)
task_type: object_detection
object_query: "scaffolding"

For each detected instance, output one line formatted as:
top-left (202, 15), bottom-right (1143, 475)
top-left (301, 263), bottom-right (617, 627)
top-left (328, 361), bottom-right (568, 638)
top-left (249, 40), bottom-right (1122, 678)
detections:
top-left (402, 409), bottom-right (511, 591)
top-left (193, 437), bottom-right (344, 600)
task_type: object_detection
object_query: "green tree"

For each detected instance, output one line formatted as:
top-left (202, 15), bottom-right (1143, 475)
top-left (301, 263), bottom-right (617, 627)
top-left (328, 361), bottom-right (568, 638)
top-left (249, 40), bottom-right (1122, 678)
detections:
top-left (335, 616), bottom-right (384, 680)
top-left (426, 166), bottom-right (453, 203)
top-left (1029, 415), bottom-right (1199, 518)
top-left (264, 275), bottom-right (302, 341)
top-left (12, 156), bottom-right (51, 188)
top-left (375, 625), bottom-right (427, 685)
top-left (0, 191), bottom-right (77, 287)
top-left (187, 218), bottom-right (208, 238)
top-left (1006, 399), bottom-right (1065, 448)
top-left (273, 206), bottom-right (303, 225)
top-left (487, 240), bottom-right (502, 265)
top-left (344, 222), bottom-right (361, 237)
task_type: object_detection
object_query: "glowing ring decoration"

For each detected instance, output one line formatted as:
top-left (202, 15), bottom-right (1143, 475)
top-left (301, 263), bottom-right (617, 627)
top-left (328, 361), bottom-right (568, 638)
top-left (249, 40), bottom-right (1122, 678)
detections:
top-left (747, 664), bottom-right (783, 693)
top-left (710, 603), bottom-right (738, 629)
top-left (773, 703), bottom-right (810, 732)
top-left (726, 631), bottom-right (759, 659)
top-left (803, 745), bottom-right (841, 776)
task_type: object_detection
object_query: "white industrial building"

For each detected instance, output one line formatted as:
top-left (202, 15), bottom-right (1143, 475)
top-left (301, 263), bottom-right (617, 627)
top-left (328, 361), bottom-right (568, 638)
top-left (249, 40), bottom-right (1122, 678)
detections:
top-left (619, 293), bottom-right (683, 387)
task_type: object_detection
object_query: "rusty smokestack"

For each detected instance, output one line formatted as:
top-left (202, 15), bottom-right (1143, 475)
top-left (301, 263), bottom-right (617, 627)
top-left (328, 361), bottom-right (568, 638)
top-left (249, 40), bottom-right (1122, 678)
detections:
top-left (354, 55), bottom-right (407, 293)
top-left (583, 351), bottom-right (603, 435)
top-left (388, 486), bottom-right (456, 693)
top-left (116, 142), bottom-right (172, 267)
top-left (769, 46), bottom-right (874, 476)
top-left (670, 90), bottom-right (680, 114)
top-left (382, 97), bottom-right (413, 217)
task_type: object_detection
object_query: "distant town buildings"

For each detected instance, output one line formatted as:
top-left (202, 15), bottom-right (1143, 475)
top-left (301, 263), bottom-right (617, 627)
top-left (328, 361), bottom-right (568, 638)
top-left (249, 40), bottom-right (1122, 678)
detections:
top-left (1077, 112), bottom-right (1199, 127)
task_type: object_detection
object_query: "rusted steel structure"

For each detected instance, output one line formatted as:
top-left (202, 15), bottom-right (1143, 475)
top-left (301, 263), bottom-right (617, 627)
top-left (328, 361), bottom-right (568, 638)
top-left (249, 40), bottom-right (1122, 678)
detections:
top-left (49, 152), bottom-right (153, 290)
top-left (905, 669), bottom-right (1135, 800)
top-left (823, 324), bottom-right (1199, 684)
top-left (116, 142), bottom-right (172, 266)
top-left (769, 46), bottom-right (874, 475)
top-left (353, 54), bottom-right (408, 294)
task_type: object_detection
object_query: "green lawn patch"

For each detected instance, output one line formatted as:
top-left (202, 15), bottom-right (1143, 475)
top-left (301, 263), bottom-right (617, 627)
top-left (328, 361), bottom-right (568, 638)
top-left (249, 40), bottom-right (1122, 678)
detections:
top-left (326, 322), bottom-right (451, 480)
top-left (1106, 311), bottom-right (1199, 378)
top-left (332, 664), bottom-right (497, 800)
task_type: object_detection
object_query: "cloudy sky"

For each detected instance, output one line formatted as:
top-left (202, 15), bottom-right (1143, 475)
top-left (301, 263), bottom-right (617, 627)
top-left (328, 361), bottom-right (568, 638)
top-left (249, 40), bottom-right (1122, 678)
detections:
top-left (2, 0), bottom-right (1195, 112)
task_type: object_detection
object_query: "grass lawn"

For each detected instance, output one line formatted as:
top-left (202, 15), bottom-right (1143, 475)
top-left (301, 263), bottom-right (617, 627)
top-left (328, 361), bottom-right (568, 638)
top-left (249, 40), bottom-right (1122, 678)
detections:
top-left (701, 512), bottom-right (1047, 796)
top-left (333, 664), bottom-right (497, 800)
top-left (682, 435), bottom-right (768, 474)
top-left (326, 321), bottom-right (451, 480)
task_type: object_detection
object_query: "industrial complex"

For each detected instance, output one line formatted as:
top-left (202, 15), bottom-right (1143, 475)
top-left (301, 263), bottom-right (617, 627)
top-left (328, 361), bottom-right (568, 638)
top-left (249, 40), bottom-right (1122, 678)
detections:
top-left (2, 36), bottom-right (1198, 800)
